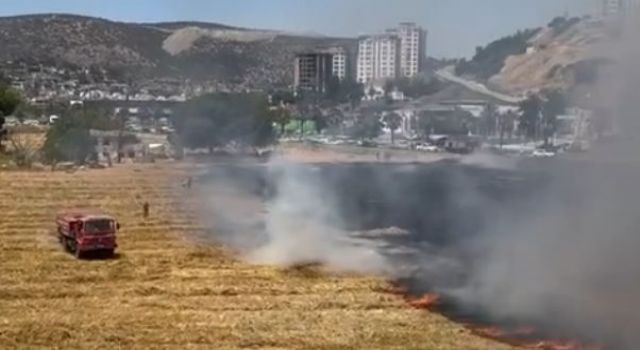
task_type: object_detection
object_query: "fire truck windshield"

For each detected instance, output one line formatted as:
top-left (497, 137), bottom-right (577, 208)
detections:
top-left (84, 219), bottom-right (114, 234)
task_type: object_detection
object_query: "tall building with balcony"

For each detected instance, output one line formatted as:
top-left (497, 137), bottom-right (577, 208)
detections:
top-left (394, 22), bottom-right (427, 78)
top-left (293, 52), bottom-right (333, 94)
top-left (603, 0), bottom-right (625, 17)
top-left (331, 47), bottom-right (348, 80)
top-left (356, 34), bottom-right (400, 84)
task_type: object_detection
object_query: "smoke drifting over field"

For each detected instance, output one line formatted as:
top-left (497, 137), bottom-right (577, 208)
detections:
top-left (248, 160), bottom-right (391, 274)
top-left (196, 15), bottom-right (640, 350)
top-left (451, 17), bottom-right (640, 349)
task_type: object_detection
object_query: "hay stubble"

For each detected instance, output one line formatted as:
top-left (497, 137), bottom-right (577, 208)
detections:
top-left (0, 164), bottom-right (517, 349)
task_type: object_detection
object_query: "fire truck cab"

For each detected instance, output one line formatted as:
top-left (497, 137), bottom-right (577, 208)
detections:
top-left (56, 210), bottom-right (119, 258)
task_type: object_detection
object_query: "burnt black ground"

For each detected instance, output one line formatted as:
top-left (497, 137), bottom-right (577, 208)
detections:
top-left (198, 157), bottom-right (640, 349)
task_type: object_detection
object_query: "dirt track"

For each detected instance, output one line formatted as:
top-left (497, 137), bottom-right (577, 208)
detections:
top-left (0, 163), bottom-right (517, 349)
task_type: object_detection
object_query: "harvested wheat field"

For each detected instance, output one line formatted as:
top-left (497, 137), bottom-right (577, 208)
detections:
top-left (0, 163), bottom-right (517, 350)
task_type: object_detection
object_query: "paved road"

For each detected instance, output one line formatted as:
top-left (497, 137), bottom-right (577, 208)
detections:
top-left (436, 66), bottom-right (524, 104)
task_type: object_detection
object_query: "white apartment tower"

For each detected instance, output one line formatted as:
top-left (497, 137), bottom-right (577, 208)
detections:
top-left (357, 34), bottom-right (400, 84)
top-left (395, 22), bottom-right (427, 78)
top-left (331, 47), bottom-right (347, 80)
top-left (603, 0), bottom-right (625, 17)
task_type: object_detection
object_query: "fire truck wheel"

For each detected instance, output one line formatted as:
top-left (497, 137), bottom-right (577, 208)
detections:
top-left (75, 248), bottom-right (84, 259)
top-left (62, 236), bottom-right (71, 252)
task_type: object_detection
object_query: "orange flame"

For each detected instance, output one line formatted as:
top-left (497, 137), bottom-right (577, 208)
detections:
top-left (407, 293), bottom-right (440, 309)
top-left (388, 284), bottom-right (603, 350)
top-left (524, 341), bottom-right (603, 350)
top-left (473, 326), bottom-right (507, 339)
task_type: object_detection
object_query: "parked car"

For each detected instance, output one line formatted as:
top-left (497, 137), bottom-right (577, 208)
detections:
top-left (531, 149), bottom-right (556, 158)
top-left (416, 143), bottom-right (441, 152)
top-left (23, 119), bottom-right (40, 126)
top-left (358, 140), bottom-right (378, 148)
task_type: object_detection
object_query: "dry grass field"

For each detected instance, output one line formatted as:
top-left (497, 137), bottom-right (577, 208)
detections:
top-left (0, 163), bottom-right (518, 350)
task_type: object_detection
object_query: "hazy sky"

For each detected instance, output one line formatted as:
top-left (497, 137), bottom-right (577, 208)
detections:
top-left (0, 0), bottom-right (599, 57)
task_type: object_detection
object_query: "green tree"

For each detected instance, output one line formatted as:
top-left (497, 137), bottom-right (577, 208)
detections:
top-left (0, 86), bottom-right (21, 118)
top-left (176, 93), bottom-right (276, 151)
top-left (480, 103), bottom-right (497, 137)
top-left (417, 111), bottom-right (435, 140)
top-left (295, 92), bottom-right (320, 138)
top-left (0, 86), bottom-right (22, 152)
top-left (383, 112), bottom-right (403, 145)
top-left (497, 111), bottom-right (517, 147)
top-left (541, 90), bottom-right (566, 147)
top-left (518, 94), bottom-right (543, 140)
top-left (311, 107), bottom-right (327, 134)
top-left (42, 108), bottom-right (110, 165)
top-left (368, 86), bottom-right (377, 100)
top-left (343, 80), bottom-right (365, 108)
top-left (325, 108), bottom-right (346, 134)
top-left (383, 80), bottom-right (395, 97)
top-left (349, 113), bottom-right (382, 141)
top-left (455, 28), bottom-right (540, 80)
top-left (324, 78), bottom-right (364, 108)
top-left (271, 105), bottom-right (292, 136)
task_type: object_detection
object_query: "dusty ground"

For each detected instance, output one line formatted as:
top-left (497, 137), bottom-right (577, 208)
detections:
top-left (0, 162), bottom-right (518, 349)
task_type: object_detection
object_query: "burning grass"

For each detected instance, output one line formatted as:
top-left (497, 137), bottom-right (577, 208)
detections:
top-left (0, 162), bottom-right (519, 349)
top-left (395, 288), bottom-right (603, 350)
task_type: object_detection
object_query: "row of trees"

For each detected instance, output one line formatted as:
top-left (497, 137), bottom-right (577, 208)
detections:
top-left (517, 90), bottom-right (567, 146)
top-left (455, 28), bottom-right (541, 80)
top-left (173, 93), bottom-right (276, 152)
top-left (0, 86), bottom-right (23, 152)
top-left (41, 107), bottom-right (125, 165)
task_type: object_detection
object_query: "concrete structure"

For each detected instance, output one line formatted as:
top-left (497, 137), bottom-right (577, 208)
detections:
top-left (392, 23), bottom-right (427, 78)
top-left (294, 52), bottom-right (333, 94)
top-left (357, 34), bottom-right (400, 84)
top-left (331, 47), bottom-right (348, 80)
top-left (603, 0), bottom-right (625, 17)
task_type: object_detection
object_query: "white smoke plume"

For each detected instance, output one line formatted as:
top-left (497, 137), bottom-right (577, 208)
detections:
top-left (439, 14), bottom-right (640, 349)
top-left (248, 159), bottom-right (391, 274)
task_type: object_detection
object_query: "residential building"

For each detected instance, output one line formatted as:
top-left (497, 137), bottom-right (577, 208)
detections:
top-left (293, 52), bottom-right (333, 94)
top-left (603, 0), bottom-right (625, 17)
top-left (356, 34), bottom-right (400, 84)
top-left (393, 22), bottom-right (427, 78)
top-left (331, 47), bottom-right (348, 80)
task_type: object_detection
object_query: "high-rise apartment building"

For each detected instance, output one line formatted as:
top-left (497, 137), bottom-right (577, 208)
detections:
top-left (356, 34), bottom-right (400, 84)
top-left (387, 22), bottom-right (427, 78)
top-left (395, 22), bottom-right (427, 78)
top-left (293, 52), bottom-right (333, 94)
top-left (356, 22), bottom-right (427, 84)
top-left (330, 47), bottom-right (348, 80)
top-left (603, 0), bottom-right (625, 17)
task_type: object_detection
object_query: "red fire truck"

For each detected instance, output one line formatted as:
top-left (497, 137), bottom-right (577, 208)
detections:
top-left (56, 210), bottom-right (119, 258)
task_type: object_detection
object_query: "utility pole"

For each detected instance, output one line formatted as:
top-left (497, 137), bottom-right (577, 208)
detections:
top-left (117, 77), bottom-right (132, 164)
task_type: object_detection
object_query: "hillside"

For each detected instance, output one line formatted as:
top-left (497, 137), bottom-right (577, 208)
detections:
top-left (0, 14), bottom-right (355, 88)
top-left (489, 17), bottom-right (609, 94)
top-left (455, 16), bottom-right (610, 95)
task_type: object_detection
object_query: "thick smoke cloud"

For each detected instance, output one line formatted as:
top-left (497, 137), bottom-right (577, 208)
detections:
top-left (444, 14), bottom-right (640, 349)
top-left (197, 12), bottom-right (640, 350)
top-left (248, 160), bottom-right (391, 274)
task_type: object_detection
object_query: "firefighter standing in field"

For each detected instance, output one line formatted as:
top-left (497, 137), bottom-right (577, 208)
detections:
top-left (143, 201), bottom-right (149, 219)
top-left (135, 194), bottom-right (150, 219)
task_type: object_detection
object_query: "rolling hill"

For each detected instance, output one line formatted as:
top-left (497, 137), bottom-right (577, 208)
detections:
top-left (0, 14), bottom-right (355, 88)
top-left (455, 16), bottom-right (612, 96)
